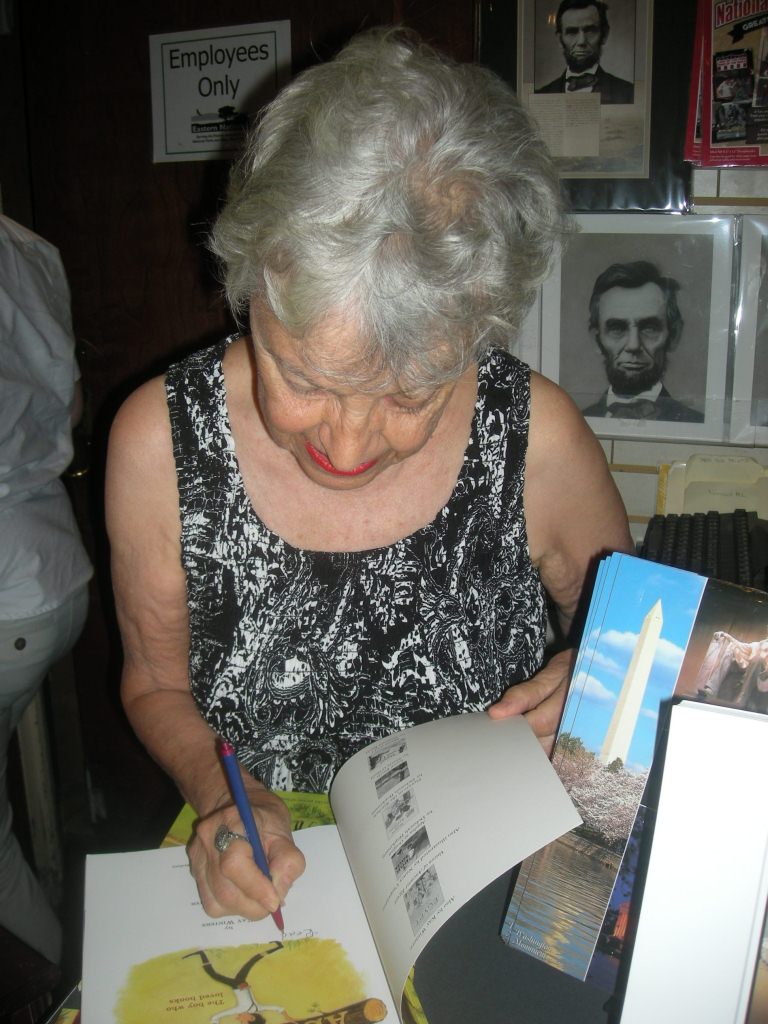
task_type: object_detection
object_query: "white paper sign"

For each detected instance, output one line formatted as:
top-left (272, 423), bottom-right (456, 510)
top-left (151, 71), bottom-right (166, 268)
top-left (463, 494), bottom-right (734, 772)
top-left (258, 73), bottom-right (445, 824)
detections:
top-left (149, 21), bottom-right (291, 163)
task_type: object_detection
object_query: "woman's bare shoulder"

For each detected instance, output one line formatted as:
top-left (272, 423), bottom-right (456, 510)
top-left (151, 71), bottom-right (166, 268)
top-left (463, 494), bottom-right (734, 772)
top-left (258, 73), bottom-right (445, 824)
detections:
top-left (526, 370), bottom-right (626, 510)
top-left (109, 375), bottom-right (171, 453)
top-left (526, 371), bottom-right (608, 471)
top-left (525, 371), bottom-right (633, 621)
top-left (106, 374), bottom-right (178, 530)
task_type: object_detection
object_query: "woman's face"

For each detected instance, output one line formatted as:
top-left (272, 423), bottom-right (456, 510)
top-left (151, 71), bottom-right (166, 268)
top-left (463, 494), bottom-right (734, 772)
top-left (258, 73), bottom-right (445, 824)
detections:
top-left (249, 306), bottom-right (460, 491)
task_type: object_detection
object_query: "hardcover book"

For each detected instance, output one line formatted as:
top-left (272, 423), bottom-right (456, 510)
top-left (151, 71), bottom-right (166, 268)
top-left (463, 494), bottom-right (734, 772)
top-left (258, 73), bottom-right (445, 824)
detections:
top-left (620, 700), bottom-right (768, 1024)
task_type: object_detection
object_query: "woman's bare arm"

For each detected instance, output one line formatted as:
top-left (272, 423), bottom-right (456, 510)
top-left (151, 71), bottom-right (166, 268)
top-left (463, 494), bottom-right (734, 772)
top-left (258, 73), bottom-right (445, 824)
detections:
top-left (489, 372), bottom-right (634, 750)
top-left (105, 375), bottom-right (304, 918)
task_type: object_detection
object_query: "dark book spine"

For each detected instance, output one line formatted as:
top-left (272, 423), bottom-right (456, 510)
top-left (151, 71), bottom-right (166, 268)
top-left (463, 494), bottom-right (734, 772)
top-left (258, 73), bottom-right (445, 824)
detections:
top-left (660, 514), bottom-right (678, 567)
top-left (674, 514), bottom-right (693, 570)
top-left (734, 508), bottom-right (753, 588)
top-left (705, 510), bottom-right (720, 579)
top-left (750, 519), bottom-right (768, 592)
top-left (719, 513), bottom-right (736, 584)
top-left (641, 516), bottom-right (666, 562)
top-left (689, 513), bottom-right (707, 576)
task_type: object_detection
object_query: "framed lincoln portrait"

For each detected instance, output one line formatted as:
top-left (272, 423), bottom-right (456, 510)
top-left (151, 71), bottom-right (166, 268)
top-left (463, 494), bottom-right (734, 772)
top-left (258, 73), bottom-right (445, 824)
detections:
top-left (523, 0), bottom-right (648, 177)
top-left (731, 216), bottom-right (768, 445)
top-left (540, 213), bottom-right (734, 442)
top-left (476, 0), bottom-right (696, 211)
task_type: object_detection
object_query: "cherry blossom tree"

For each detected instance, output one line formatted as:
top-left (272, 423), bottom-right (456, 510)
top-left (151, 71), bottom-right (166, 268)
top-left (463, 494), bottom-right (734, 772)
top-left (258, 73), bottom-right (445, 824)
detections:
top-left (554, 737), bottom-right (649, 850)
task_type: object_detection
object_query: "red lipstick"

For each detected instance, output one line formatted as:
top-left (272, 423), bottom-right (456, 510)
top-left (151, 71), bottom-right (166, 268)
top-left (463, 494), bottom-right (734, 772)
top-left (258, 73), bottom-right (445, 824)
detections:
top-left (305, 442), bottom-right (377, 476)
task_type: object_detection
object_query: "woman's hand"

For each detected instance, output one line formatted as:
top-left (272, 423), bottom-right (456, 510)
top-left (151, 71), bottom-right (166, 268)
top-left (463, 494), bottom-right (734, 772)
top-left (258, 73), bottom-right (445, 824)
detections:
top-left (189, 786), bottom-right (306, 920)
top-left (487, 649), bottom-right (575, 756)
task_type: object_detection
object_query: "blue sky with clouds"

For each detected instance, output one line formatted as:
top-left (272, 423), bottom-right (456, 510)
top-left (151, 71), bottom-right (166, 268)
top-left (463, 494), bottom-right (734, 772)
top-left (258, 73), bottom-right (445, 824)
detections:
top-left (561, 555), bottom-right (708, 772)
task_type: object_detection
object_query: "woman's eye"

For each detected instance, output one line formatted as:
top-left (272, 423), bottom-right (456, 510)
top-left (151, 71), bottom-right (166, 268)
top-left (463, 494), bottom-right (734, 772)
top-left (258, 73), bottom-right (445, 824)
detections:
top-left (390, 392), bottom-right (435, 415)
top-left (285, 377), bottom-right (319, 397)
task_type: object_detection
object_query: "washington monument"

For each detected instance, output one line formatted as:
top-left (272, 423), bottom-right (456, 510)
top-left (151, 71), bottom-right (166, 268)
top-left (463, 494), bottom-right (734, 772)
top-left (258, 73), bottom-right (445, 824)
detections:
top-left (600, 600), bottom-right (663, 765)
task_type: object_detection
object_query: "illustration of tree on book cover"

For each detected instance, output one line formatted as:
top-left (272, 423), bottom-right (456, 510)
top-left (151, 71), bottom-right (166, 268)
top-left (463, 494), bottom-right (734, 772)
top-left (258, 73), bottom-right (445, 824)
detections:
top-left (113, 937), bottom-right (390, 1024)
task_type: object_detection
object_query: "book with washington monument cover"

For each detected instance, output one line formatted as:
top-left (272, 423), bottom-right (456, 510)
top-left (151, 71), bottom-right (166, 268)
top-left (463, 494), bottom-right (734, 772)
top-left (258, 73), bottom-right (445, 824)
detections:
top-left (501, 552), bottom-right (768, 1005)
top-left (82, 711), bottom-right (580, 1024)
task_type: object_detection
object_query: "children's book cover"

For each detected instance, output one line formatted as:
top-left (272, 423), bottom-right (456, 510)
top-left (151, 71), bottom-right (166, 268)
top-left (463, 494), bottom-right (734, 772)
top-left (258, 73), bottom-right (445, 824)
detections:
top-left (83, 827), bottom-right (398, 1024)
top-left (115, 939), bottom-right (387, 1024)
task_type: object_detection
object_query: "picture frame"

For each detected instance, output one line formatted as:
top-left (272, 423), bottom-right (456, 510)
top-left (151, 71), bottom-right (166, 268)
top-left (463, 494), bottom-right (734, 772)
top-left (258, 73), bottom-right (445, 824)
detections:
top-left (540, 213), bottom-right (734, 442)
top-left (731, 215), bottom-right (768, 445)
top-left (475, 0), bottom-right (695, 211)
top-left (522, 0), bottom-right (651, 179)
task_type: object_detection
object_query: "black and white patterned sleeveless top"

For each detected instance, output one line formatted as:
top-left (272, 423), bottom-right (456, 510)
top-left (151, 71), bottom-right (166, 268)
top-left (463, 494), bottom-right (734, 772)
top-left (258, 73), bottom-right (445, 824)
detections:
top-left (166, 338), bottom-right (547, 793)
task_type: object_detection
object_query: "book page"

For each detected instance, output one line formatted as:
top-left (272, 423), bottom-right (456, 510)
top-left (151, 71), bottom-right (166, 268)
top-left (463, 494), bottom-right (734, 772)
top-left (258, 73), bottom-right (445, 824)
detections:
top-left (621, 701), bottom-right (768, 1023)
top-left (82, 825), bottom-right (398, 1024)
top-left (329, 712), bottom-right (582, 1006)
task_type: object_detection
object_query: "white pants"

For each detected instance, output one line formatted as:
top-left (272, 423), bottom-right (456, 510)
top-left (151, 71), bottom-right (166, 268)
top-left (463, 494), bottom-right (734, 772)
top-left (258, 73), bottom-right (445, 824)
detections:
top-left (0, 585), bottom-right (88, 963)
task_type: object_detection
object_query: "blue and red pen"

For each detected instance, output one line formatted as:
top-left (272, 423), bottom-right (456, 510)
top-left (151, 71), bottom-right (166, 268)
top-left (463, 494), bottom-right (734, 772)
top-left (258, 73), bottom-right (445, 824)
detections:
top-left (219, 740), bottom-right (285, 932)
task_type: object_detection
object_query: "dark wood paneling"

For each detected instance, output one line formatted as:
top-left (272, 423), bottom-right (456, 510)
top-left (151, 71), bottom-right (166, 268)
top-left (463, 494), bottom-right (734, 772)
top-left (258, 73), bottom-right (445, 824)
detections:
top-left (21, 1), bottom-right (406, 423)
top-left (403, 0), bottom-right (475, 59)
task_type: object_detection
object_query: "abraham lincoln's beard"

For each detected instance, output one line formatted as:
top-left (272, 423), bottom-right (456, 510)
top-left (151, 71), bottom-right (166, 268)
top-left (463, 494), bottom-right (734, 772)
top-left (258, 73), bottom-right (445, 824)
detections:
top-left (565, 51), bottom-right (599, 72)
top-left (563, 40), bottom-right (604, 73)
top-left (598, 341), bottom-right (668, 397)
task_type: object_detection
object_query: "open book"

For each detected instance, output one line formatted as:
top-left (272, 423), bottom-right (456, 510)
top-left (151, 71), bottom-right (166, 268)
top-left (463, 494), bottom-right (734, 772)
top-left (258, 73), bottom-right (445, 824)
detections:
top-left (82, 711), bottom-right (580, 1023)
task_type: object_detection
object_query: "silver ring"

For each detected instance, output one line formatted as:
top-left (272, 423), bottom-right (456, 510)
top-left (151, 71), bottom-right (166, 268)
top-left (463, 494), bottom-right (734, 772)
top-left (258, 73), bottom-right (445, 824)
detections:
top-left (214, 823), bottom-right (249, 853)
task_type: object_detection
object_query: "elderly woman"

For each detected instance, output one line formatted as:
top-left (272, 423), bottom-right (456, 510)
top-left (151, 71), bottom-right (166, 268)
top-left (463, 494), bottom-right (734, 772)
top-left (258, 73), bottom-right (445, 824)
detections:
top-left (105, 28), bottom-right (631, 924)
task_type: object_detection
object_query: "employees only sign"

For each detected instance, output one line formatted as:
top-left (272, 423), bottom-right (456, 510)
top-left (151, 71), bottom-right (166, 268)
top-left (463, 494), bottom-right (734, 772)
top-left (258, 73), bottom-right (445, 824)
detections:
top-left (149, 21), bottom-right (291, 162)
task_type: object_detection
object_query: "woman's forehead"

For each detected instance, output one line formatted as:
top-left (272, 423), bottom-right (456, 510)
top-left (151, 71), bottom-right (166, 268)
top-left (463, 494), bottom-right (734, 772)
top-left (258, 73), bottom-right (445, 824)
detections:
top-left (255, 315), bottom-right (390, 388)
top-left (253, 303), bottom-right (364, 357)
top-left (251, 303), bottom-right (452, 396)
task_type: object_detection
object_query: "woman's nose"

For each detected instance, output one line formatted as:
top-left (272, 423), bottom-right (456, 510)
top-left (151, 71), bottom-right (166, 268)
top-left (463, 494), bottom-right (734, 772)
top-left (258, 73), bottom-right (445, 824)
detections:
top-left (318, 402), bottom-right (381, 471)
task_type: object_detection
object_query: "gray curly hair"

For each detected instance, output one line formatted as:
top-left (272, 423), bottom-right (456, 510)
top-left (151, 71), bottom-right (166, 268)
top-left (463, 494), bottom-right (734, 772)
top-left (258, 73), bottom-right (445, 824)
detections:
top-left (209, 27), bottom-right (570, 389)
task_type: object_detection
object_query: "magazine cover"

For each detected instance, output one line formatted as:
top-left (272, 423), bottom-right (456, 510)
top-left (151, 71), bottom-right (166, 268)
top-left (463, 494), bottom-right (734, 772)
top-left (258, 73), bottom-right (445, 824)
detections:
top-left (685, 0), bottom-right (707, 163)
top-left (700, 0), bottom-right (768, 165)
